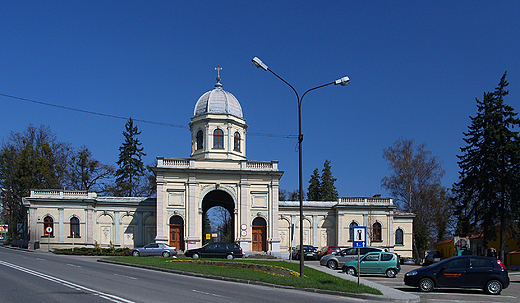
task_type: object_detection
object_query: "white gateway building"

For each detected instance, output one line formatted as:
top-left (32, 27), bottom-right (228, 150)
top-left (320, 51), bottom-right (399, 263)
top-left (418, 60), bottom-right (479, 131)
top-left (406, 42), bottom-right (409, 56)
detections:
top-left (23, 75), bottom-right (414, 258)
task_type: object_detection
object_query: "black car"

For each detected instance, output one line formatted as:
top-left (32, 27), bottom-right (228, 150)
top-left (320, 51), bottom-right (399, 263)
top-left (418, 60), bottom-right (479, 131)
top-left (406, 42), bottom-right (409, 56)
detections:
top-left (291, 245), bottom-right (318, 260)
top-left (184, 242), bottom-right (243, 259)
top-left (404, 256), bottom-right (509, 295)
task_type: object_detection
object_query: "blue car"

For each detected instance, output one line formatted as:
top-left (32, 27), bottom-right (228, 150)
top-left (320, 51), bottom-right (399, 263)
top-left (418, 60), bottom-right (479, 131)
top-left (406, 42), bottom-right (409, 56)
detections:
top-left (404, 256), bottom-right (509, 295)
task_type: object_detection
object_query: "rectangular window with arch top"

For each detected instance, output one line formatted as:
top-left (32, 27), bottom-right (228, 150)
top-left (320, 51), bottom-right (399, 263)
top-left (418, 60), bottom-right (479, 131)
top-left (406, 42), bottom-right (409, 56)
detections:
top-left (70, 217), bottom-right (80, 237)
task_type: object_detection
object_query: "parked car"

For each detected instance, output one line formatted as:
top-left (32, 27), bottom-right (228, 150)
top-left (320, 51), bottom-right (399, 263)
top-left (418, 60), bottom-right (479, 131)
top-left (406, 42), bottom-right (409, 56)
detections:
top-left (317, 245), bottom-right (342, 259)
top-left (184, 242), bottom-right (243, 259)
top-left (291, 245), bottom-right (319, 260)
top-left (423, 250), bottom-right (441, 265)
top-left (401, 257), bottom-right (416, 265)
top-left (404, 256), bottom-right (509, 295)
top-left (342, 252), bottom-right (401, 278)
top-left (130, 243), bottom-right (177, 257)
top-left (320, 246), bottom-right (386, 270)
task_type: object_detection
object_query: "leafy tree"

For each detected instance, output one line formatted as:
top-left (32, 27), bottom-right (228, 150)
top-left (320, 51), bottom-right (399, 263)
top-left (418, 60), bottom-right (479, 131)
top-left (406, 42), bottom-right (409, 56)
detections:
top-left (306, 168), bottom-right (321, 201)
top-left (455, 72), bottom-right (520, 261)
top-left (66, 146), bottom-right (115, 192)
top-left (278, 189), bottom-right (287, 201)
top-left (382, 138), bottom-right (451, 257)
top-left (320, 160), bottom-right (338, 201)
top-left (0, 125), bottom-right (70, 241)
top-left (114, 118), bottom-right (147, 196)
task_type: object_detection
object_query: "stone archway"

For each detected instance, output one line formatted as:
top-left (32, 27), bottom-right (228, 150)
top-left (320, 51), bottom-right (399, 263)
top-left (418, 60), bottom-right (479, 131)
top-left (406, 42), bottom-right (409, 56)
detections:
top-left (252, 217), bottom-right (267, 252)
top-left (169, 215), bottom-right (185, 251)
top-left (201, 190), bottom-right (235, 244)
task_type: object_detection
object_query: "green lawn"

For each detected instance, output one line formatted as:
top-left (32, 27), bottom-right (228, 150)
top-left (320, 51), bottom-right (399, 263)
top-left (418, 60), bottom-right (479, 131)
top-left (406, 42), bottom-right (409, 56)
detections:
top-left (103, 256), bottom-right (382, 295)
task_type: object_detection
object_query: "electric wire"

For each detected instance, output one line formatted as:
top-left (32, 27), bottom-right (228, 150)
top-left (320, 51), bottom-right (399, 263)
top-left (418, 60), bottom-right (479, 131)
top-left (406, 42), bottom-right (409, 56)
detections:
top-left (0, 93), bottom-right (297, 139)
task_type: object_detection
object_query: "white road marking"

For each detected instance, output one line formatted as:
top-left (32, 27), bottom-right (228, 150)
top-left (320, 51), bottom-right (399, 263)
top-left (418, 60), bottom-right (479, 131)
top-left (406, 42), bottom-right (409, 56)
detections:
top-left (192, 289), bottom-right (224, 298)
top-left (67, 263), bottom-right (82, 268)
top-left (0, 260), bottom-right (134, 303)
top-left (113, 273), bottom-right (137, 280)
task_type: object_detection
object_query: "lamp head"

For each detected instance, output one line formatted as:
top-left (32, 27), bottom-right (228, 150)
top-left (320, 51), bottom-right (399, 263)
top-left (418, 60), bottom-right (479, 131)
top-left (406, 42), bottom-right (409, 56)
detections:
top-left (252, 57), bottom-right (268, 71)
top-left (335, 76), bottom-right (350, 86)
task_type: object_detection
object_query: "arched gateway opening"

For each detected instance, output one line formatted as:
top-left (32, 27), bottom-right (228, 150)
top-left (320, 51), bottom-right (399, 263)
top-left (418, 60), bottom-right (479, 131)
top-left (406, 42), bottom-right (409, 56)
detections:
top-left (202, 190), bottom-right (235, 245)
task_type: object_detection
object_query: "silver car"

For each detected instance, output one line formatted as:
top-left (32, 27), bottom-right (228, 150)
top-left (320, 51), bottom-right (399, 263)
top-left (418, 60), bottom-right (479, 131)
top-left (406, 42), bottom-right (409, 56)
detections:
top-left (130, 243), bottom-right (177, 257)
top-left (319, 246), bottom-right (386, 269)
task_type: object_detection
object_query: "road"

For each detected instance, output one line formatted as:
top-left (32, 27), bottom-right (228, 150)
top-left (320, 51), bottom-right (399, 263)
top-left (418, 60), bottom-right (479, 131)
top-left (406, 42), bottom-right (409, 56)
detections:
top-left (0, 247), bottom-right (376, 303)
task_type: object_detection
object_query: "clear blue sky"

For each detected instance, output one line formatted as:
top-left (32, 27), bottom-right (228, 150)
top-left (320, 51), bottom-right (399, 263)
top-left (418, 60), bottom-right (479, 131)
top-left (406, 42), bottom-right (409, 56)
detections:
top-left (1, 1), bottom-right (519, 198)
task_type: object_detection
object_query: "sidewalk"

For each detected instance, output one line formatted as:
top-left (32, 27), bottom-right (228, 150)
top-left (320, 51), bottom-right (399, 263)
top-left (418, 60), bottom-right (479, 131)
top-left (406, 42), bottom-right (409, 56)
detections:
top-left (307, 263), bottom-right (420, 303)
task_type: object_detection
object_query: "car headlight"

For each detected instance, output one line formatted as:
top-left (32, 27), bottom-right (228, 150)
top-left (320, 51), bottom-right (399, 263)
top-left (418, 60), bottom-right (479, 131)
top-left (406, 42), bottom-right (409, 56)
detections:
top-left (405, 271), bottom-right (418, 277)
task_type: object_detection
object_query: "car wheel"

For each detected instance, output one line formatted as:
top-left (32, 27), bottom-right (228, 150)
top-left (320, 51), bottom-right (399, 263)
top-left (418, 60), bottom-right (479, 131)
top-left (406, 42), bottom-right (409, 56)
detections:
top-left (226, 254), bottom-right (234, 260)
top-left (346, 267), bottom-right (356, 276)
top-left (326, 260), bottom-right (338, 270)
top-left (162, 251), bottom-right (170, 258)
top-left (132, 250), bottom-right (140, 257)
top-left (386, 268), bottom-right (397, 278)
top-left (485, 280), bottom-right (502, 295)
top-left (192, 253), bottom-right (200, 259)
top-left (418, 277), bottom-right (434, 292)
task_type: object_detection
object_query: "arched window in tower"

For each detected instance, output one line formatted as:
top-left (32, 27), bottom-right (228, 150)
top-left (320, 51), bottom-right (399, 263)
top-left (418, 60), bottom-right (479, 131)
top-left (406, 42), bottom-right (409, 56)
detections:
top-left (395, 228), bottom-right (403, 245)
top-left (213, 129), bottom-right (224, 149)
top-left (44, 216), bottom-right (54, 237)
top-left (196, 130), bottom-right (204, 150)
top-left (234, 132), bottom-right (241, 152)
top-left (349, 221), bottom-right (358, 241)
top-left (372, 222), bottom-right (382, 242)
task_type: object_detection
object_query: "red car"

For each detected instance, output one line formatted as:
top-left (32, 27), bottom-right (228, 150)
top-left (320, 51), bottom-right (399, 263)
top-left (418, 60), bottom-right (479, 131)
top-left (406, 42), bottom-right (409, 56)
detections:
top-left (318, 245), bottom-right (342, 259)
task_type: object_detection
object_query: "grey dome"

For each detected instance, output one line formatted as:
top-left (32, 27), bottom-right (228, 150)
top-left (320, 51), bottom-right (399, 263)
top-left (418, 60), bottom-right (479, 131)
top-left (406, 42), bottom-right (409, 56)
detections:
top-left (194, 81), bottom-right (243, 118)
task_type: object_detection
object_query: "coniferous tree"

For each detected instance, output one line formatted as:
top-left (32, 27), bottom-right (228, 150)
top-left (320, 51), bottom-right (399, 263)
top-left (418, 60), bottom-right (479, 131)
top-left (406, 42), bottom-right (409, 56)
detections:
top-left (306, 168), bottom-right (321, 201)
top-left (114, 118), bottom-right (146, 197)
top-left (320, 160), bottom-right (338, 201)
top-left (455, 72), bottom-right (520, 261)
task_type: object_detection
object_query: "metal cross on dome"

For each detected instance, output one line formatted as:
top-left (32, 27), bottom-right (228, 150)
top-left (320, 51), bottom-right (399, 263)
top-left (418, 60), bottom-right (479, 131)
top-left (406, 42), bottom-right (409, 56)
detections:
top-left (215, 65), bottom-right (222, 82)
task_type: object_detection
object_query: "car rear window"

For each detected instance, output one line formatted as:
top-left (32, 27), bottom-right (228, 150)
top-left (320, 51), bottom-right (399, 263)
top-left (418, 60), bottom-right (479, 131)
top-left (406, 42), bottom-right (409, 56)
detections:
top-left (470, 258), bottom-right (492, 268)
top-left (381, 253), bottom-right (393, 261)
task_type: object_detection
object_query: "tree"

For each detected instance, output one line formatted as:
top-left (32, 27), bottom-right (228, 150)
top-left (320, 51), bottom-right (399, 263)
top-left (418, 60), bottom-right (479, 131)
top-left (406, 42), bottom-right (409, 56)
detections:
top-left (320, 160), bottom-right (338, 201)
top-left (114, 118), bottom-right (147, 197)
top-left (455, 72), bottom-right (520, 261)
top-left (382, 138), bottom-right (451, 257)
top-left (306, 160), bottom-right (338, 201)
top-left (66, 146), bottom-right (115, 192)
top-left (0, 125), bottom-right (70, 241)
top-left (306, 168), bottom-right (321, 201)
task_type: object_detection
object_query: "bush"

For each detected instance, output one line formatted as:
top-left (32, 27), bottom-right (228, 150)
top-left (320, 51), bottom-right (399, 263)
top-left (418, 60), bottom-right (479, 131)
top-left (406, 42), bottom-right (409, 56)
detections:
top-left (53, 246), bottom-right (130, 256)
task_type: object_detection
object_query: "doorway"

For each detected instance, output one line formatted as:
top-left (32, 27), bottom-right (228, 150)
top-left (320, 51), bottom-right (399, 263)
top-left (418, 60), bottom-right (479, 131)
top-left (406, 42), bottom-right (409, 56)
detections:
top-left (252, 217), bottom-right (267, 252)
top-left (169, 216), bottom-right (184, 251)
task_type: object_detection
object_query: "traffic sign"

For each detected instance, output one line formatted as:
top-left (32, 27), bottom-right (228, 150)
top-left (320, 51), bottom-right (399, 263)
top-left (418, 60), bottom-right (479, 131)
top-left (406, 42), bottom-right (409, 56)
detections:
top-left (352, 226), bottom-right (366, 247)
top-left (46, 226), bottom-right (53, 234)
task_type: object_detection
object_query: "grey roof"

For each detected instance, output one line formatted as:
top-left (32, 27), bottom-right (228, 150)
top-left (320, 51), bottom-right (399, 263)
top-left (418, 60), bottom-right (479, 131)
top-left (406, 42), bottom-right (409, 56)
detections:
top-left (194, 81), bottom-right (243, 118)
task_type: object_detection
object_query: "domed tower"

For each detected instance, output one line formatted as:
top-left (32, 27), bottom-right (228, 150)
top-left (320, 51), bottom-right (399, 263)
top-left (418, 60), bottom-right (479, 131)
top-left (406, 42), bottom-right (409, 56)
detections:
top-left (189, 72), bottom-right (247, 160)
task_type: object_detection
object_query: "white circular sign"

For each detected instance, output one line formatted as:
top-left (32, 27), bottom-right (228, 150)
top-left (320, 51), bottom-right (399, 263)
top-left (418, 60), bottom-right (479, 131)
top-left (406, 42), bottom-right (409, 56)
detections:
top-left (46, 226), bottom-right (53, 233)
top-left (241, 230), bottom-right (247, 236)
top-left (241, 224), bottom-right (247, 230)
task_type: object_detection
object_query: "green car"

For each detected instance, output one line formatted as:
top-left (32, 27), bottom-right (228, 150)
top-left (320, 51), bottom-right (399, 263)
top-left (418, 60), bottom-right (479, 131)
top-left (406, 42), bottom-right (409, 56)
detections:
top-left (342, 251), bottom-right (401, 278)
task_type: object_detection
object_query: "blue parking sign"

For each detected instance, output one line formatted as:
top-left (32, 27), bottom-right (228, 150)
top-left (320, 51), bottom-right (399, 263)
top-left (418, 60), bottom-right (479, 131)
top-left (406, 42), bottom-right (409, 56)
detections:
top-left (352, 226), bottom-right (366, 248)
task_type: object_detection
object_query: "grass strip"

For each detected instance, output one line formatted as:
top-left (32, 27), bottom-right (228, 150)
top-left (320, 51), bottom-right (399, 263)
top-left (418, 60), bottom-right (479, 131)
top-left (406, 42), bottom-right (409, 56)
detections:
top-left (103, 257), bottom-right (382, 295)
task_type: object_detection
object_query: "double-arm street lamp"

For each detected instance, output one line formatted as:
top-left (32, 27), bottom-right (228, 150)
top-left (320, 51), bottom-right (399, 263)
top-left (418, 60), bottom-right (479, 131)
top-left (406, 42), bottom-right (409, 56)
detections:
top-left (252, 56), bottom-right (350, 277)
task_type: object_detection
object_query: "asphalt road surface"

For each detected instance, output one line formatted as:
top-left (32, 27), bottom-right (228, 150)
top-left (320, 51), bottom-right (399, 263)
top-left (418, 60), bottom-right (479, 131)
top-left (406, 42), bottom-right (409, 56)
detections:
top-left (0, 247), bottom-right (382, 303)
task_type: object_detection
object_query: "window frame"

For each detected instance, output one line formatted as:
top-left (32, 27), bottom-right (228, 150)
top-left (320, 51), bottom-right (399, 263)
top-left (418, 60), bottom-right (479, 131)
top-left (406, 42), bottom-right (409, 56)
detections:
top-left (196, 130), bottom-right (204, 150)
top-left (43, 216), bottom-right (54, 237)
top-left (349, 221), bottom-right (358, 241)
top-left (70, 216), bottom-right (80, 237)
top-left (233, 132), bottom-right (241, 152)
top-left (395, 228), bottom-right (404, 245)
top-left (372, 222), bottom-right (382, 242)
top-left (213, 128), bottom-right (224, 149)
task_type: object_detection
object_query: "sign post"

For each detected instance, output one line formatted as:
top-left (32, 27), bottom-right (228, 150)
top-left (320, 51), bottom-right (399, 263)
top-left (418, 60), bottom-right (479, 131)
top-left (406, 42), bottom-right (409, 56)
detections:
top-left (352, 226), bottom-right (367, 286)
top-left (46, 226), bottom-right (53, 251)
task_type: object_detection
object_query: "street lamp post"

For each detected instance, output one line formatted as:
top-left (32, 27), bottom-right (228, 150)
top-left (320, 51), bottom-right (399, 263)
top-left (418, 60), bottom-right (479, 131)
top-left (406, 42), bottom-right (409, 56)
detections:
top-left (252, 56), bottom-right (349, 277)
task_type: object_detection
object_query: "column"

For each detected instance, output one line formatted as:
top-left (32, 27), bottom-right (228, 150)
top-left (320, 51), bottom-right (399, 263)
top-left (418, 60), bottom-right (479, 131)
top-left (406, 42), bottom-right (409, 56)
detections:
top-left (186, 174), bottom-right (198, 249)
top-left (114, 211), bottom-right (120, 247)
top-left (269, 178), bottom-right (281, 257)
top-left (239, 175), bottom-right (250, 254)
top-left (155, 174), bottom-right (168, 243)
top-left (58, 208), bottom-right (64, 243)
